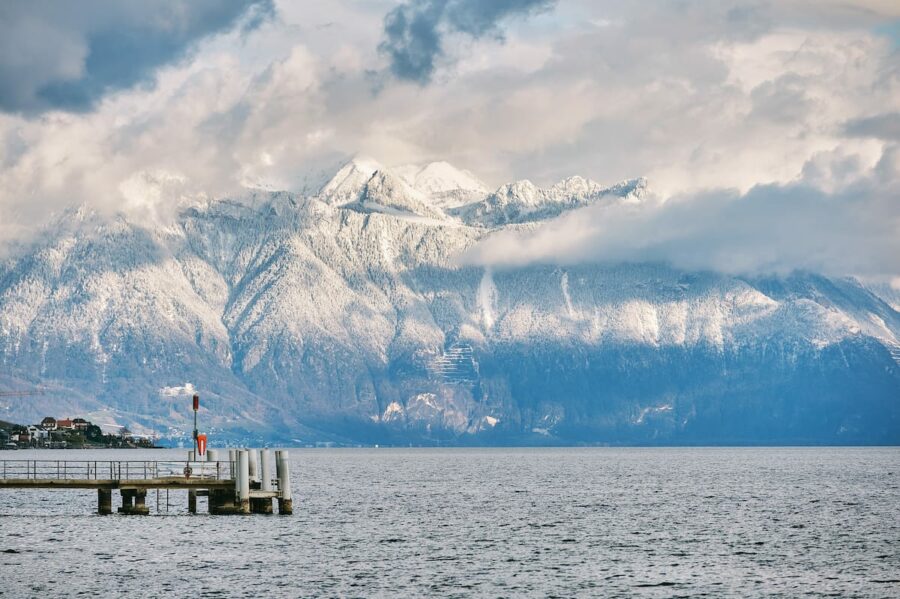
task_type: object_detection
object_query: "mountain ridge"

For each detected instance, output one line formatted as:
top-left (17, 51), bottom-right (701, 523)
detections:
top-left (0, 160), bottom-right (897, 446)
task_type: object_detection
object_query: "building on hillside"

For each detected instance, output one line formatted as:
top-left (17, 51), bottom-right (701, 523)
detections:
top-left (40, 417), bottom-right (57, 430)
top-left (72, 418), bottom-right (90, 431)
top-left (56, 418), bottom-right (74, 430)
top-left (26, 426), bottom-right (49, 446)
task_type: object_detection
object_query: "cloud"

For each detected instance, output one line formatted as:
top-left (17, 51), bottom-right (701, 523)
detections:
top-left (378, 0), bottom-right (555, 83)
top-left (844, 113), bottom-right (900, 141)
top-left (0, 0), bottom-right (898, 274)
top-left (0, 0), bottom-right (273, 115)
top-left (460, 144), bottom-right (900, 277)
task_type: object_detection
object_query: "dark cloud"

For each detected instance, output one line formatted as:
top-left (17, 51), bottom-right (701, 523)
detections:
top-left (0, 0), bottom-right (273, 115)
top-left (379, 0), bottom-right (555, 84)
top-left (843, 112), bottom-right (900, 141)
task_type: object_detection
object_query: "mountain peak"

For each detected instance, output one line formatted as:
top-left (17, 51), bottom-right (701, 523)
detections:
top-left (410, 161), bottom-right (488, 194)
top-left (343, 168), bottom-right (447, 220)
top-left (396, 160), bottom-right (489, 209)
top-left (317, 156), bottom-right (384, 204)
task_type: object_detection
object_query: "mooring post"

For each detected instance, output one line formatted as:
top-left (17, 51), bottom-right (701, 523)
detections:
top-left (276, 450), bottom-right (293, 515)
top-left (238, 450), bottom-right (250, 514)
top-left (97, 489), bottom-right (112, 515)
top-left (260, 449), bottom-right (272, 491)
top-left (247, 449), bottom-right (272, 514)
top-left (248, 449), bottom-right (259, 484)
top-left (188, 490), bottom-right (197, 514)
top-left (206, 449), bottom-right (219, 479)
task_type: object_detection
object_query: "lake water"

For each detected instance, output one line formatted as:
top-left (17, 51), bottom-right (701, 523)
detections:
top-left (0, 447), bottom-right (898, 597)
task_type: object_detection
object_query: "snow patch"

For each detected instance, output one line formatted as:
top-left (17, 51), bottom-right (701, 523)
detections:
top-left (479, 268), bottom-right (498, 330)
top-left (561, 271), bottom-right (575, 318)
top-left (635, 404), bottom-right (673, 424)
top-left (382, 401), bottom-right (404, 422)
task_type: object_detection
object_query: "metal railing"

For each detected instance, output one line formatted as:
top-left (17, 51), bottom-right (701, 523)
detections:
top-left (0, 460), bottom-right (235, 481)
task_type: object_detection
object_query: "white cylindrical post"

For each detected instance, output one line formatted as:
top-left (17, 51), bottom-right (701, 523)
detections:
top-left (238, 449), bottom-right (250, 514)
top-left (260, 449), bottom-right (273, 492)
top-left (228, 449), bottom-right (236, 479)
top-left (275, 450), bottom-right (293, 515)
top-left (248, 448), bottom-right (259, 483)
top-left (206, 449), bottom-right (218, 478)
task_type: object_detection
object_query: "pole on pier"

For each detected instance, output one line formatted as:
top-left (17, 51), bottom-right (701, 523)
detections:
top-left (97, 489), bottom-right (112, 515)
top-left (250, 448), bottom-right (273, 514)
top-left (260, 449), bottom-right (272, 492)
top-left (192, 394), bottom-right (200, 457)
top-left (275, 450), bottom-right (293, 515)
top-left (238, 450), bottom-right (250, 514)
top-left (248, 449), bottom-right (259, 483)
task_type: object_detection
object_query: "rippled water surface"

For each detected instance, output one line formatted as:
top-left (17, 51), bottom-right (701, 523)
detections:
top-left (0, 447), bottom-right (898, 597)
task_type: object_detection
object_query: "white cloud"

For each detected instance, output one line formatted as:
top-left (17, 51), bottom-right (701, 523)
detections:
top-left (0, 0), bottom-right (897, 278)
top-left (461, 145), bottom-right (900, 277)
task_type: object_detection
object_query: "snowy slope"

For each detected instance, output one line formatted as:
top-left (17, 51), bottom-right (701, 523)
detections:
top-left (0, 161), bottom-right (897, 445)
top-left (452, 176), bottom-right (650, 227)
top-left (397, 161), bottom-right (489, 208)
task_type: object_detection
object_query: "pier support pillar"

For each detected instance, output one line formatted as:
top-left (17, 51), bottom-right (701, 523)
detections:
top-left (248, 449), bottom-right (259, 485)
top-left (209, 489), bottom-right (237, 514)
top-left (118, 489), bottom-right (149, 515)
top-left (188, 490), bottom-right (197, 514)
top-left (238, 450), bottom-right (250, 514)
top-left (133, 490), bottom-right (149, 515)
top-left (118, 489), bottom-right (134, 513)
top-left (260, 449), bottom-right (273, 492)
top-left (277, 497), bottom-right (293, 515)
top-left (276, 450), bottom-right (293, 515)
top-left (97, 489), bottom-right (112, 515)
top-left (250, 497), bottom-right (273, 514)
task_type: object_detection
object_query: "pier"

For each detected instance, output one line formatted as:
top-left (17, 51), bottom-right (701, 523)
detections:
top-left (0, 449), bottom-right (293, 515)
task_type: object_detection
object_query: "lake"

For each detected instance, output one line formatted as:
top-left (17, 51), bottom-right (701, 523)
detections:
top-left (1, 447), bottom-right (898, 597)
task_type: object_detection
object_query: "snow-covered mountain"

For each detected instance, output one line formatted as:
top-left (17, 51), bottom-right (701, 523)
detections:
top-left (395, 161), bottom-right (489, 208)
top-left (0, 159), bottom-right (897, 445)
top-left (452, 176), bottom-right (649, 227)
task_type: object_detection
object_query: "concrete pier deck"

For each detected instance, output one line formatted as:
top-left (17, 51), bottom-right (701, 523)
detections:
top-left (0, 452), bottom-right (293, 515)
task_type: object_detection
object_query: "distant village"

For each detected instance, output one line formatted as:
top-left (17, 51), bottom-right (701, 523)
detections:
top-left (0, 416), bottom-right (158, 450)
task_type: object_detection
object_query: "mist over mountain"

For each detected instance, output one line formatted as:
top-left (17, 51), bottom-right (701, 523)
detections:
top-left (0, 158), bottom-right (897, 445)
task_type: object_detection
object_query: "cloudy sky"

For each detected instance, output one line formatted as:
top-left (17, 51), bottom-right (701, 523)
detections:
top-left (0, 0), bottom-right (897, 276)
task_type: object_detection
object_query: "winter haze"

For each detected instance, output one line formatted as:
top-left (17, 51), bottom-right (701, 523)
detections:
top-left (0, 0), bottom-right (898, 445)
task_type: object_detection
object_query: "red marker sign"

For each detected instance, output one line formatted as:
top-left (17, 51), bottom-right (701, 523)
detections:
top-left (197, 434), bottom-right (207, 456)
